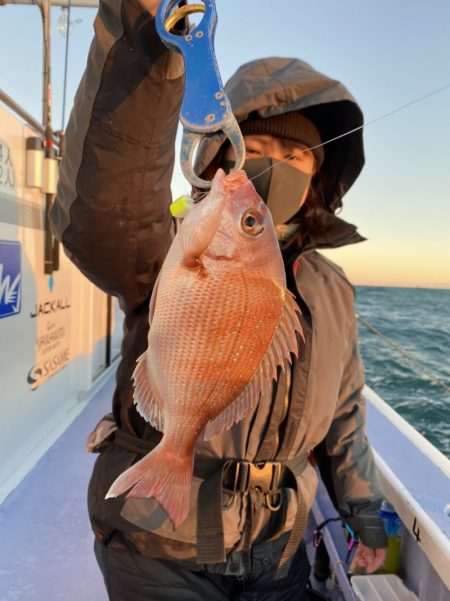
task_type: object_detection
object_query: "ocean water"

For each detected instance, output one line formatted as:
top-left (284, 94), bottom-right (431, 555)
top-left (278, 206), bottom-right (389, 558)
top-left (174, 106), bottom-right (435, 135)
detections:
top-left (355, 286), bottom-right (450, 458)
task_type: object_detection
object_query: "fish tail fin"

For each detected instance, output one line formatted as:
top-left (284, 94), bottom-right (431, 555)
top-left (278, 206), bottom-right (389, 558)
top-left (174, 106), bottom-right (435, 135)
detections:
top-left (105, 444), bottom-right (193, 529)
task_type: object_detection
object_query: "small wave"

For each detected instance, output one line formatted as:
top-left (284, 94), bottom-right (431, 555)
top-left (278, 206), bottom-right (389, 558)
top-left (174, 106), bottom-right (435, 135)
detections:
top-left (356, 286), bottom-right (450, 458)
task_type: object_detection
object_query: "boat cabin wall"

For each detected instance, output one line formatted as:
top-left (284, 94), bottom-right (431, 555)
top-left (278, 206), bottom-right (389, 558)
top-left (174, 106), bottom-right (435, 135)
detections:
top-left (0, 103), bottom-right (124, 504)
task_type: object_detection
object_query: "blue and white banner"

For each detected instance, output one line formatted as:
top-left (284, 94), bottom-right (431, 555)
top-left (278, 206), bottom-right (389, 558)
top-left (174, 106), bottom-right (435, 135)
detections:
top-left (0, 240), bottom-right (21, 319)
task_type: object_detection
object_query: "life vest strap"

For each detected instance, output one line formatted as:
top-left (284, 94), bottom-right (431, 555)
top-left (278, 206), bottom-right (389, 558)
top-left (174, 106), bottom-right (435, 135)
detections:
top-left (194, 453), bottom-right (309, 573)
top-left (109, 426), bottom-right (309, 574)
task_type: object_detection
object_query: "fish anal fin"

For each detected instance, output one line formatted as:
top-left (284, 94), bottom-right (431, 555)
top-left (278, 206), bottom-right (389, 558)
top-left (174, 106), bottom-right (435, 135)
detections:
top-left (204, 289), bottom-right (302, 441)
top-left (132, 353), bottom-right (164, 432)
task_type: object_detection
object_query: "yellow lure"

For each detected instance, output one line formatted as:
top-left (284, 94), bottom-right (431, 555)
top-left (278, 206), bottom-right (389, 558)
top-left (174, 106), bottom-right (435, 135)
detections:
top-left (170, 196), bottom-right (194, 219)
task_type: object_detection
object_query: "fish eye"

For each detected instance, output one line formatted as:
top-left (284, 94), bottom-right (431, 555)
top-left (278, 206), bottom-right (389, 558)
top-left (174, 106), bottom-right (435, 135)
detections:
top-left (241, 209), bottom-right (264, 236)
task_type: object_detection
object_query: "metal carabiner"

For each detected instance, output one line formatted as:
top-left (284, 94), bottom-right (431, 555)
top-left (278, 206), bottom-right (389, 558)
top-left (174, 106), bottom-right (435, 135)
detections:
top-left (264, 492), bottom-right (282, 512)
top-left (156, 0), bottom-right (245, 189)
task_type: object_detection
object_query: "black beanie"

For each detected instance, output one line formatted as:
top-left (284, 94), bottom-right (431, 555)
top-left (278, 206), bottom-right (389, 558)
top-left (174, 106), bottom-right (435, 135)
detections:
top-left (239, 112), bottom-right (324, 167)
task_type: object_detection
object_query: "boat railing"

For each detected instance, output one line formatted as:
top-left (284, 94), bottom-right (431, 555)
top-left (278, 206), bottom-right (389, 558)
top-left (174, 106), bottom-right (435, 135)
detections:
top-left (0, 87), bottom-right (46, 139)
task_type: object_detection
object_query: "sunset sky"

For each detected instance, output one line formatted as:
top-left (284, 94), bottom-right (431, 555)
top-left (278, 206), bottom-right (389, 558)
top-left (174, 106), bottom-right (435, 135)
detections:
top-left (1, 0), bottom-right (449, 288)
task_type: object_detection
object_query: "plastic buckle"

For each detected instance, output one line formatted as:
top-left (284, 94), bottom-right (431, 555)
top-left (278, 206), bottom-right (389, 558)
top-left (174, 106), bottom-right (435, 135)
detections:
top-left (313, 528), bottom-right (323, 548)
top-left (249, 462), bottom-right (278, 491)
top-left (222, 460), bottom-right (283, 511)
top-left (224, 460), bottom-right (282, 492)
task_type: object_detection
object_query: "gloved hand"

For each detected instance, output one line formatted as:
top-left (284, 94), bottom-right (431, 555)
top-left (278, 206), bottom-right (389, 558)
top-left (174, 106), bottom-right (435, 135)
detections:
top-left (86, 414), bottom-right (118, 453)
top-left (353, 542), bottom-right (387, 574)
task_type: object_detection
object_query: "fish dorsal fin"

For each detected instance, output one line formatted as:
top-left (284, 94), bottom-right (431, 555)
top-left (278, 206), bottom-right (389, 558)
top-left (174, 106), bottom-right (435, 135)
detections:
top-left (132, 353), bottom-right (165, 432)
top-left (148, 269), bottom-right (162, 325)
top-left (204, 291), bottom-right (302, 441)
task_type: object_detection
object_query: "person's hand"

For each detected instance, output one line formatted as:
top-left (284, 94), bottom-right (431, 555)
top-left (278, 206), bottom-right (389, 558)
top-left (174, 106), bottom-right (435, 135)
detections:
top-left (353, 542), bottom-right (387, 574)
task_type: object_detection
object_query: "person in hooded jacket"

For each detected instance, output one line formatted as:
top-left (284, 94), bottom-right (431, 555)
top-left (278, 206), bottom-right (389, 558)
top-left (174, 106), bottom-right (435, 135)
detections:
top-left (49, 1), bottom-right (388, 599)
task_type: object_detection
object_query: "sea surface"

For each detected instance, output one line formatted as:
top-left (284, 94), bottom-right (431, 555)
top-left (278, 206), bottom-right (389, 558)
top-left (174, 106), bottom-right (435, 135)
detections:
top-left (355, 286), bottom-right (450, 459)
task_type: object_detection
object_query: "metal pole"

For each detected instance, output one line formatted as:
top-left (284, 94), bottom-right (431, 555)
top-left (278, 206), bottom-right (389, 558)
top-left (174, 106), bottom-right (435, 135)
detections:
top-left (61, 0), bottom-right (72, 131)
top-left (39, 0), bottom-right (57, 275)
top-left (39, 0), bottom-right (52, 139)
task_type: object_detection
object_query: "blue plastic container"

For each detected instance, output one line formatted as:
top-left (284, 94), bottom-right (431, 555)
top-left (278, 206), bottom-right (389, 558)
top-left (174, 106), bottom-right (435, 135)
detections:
top-left (377, 500), bottom-right (402, 574)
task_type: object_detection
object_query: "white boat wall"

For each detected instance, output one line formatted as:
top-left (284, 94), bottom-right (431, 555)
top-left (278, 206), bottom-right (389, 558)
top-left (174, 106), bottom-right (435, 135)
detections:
top-left (0, 98), bottom-right (123, 505)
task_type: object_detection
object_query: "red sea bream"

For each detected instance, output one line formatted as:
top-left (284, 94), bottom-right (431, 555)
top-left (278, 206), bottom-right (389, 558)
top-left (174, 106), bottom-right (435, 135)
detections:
top-left (106, 169), bottom-right (303, 528)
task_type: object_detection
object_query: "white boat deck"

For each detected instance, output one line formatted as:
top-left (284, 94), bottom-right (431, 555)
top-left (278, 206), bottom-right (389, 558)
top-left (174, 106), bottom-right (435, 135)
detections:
top-left (0, 374), bottom-right (114, 601)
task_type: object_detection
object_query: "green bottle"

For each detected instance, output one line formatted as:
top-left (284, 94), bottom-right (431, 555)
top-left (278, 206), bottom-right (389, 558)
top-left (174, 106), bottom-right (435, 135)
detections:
top-left (377, 500), bottom-right (402, 574)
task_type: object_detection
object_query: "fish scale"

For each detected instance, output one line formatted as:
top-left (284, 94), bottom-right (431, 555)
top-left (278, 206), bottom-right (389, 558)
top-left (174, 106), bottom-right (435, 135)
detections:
top-left (154, 268), bottom-right (259, 412)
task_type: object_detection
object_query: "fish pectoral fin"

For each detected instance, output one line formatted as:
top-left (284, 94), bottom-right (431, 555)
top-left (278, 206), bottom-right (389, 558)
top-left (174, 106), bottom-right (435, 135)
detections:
top-left (178, 169), bottom-right (226, 265)
top-left (179, 219), bottom-right (217, 268)
top-left (132, 353), bottom-right (165, 432)
top-left (204, 290), bottom-right (303, 441)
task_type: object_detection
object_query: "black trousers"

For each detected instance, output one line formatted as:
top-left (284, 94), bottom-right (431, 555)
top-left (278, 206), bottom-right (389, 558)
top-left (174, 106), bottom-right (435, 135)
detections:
top-left (94, 537), bottom-right (310, 601)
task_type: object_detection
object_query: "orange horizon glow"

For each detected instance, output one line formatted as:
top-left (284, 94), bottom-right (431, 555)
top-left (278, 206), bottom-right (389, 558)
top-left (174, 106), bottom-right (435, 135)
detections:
top-left (322, 246), bottom-right (450, 290)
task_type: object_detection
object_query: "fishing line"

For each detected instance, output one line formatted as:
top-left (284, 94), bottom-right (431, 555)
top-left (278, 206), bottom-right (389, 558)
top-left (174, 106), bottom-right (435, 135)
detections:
top-left (193, 190), bottom-right (209, 202)
top-left (248, 80), bottom-right (450, 183)
top-left (188, 80), bottom-right (450, 188)
top-left (190, 82), bottom-right (450, 223)
top-left (356, 313), bottom-right (450, 396)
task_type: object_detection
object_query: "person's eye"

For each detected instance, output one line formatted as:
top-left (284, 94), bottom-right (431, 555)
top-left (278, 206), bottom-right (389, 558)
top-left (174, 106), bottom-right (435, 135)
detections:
top-left (246, 147), bottom-right (262, 156)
